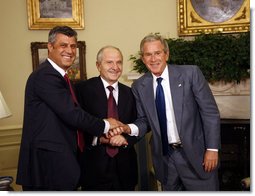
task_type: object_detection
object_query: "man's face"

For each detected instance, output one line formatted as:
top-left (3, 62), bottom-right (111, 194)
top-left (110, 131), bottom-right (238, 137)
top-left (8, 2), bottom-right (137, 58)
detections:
top-left (97, 48), bottom-right (123, 85)
top-left (47, 33), bottom-right (77, 71)
top-left (141, 40), bottom-right (169, 77)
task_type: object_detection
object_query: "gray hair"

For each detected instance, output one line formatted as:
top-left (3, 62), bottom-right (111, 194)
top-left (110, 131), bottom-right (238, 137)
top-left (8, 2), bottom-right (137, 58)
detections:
top-left (140, 34), bottom-right (169, 56)
top-left (96, 45), bottom-right (123, 63)
top-left (48, 26), bottom-right (77, 43)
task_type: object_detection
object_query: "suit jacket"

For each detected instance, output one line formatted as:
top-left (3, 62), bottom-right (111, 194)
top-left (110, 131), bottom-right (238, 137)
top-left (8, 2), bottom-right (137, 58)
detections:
top-left (16, 60), bottom-right (105, 190)
top-left (132, 64), bottom-right (221, 184)
top-left (75, 76), bottom-right (138, 189)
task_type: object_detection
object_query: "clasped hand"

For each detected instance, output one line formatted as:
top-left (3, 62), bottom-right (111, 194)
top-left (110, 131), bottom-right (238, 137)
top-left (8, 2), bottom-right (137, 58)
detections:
top-left (99, 134), bottom-right (128, 146)
top-left (103, 118), bottom-right (132, 146)
top-left (105, 118), bottom-right (131, 137)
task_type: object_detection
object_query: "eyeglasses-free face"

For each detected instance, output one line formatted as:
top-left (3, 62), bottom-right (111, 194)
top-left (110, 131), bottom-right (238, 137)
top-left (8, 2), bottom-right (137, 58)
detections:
top-left (141, 40), bottom-right (169, 77)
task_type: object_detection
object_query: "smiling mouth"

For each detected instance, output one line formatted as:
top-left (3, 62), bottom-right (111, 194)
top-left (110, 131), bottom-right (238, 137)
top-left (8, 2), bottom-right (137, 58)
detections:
top-left (62, 57), bottom-right (74, 63)
top-left (63, 55), bottom-right (72, 59)
top-left (109, 72), bottom-right (119, 76)
top-left (150, 63), bottom-right (160, 67)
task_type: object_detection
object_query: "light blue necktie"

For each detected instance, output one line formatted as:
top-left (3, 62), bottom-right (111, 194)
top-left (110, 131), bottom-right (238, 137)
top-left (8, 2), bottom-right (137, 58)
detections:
top-left (155, 77), bottom-right (169, 155)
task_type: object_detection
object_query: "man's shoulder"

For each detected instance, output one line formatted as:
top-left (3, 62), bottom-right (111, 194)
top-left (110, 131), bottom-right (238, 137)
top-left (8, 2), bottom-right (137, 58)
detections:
top-left (76, 76), bottom-right (99, 85)
top-left (118, 81), bottom-right (131, 89)
top-left (169, 64), bottom-right (201, 77)
top-left (29, 60), bottom-right (53, 79)
top-left (26, 61), bottom-right (61, 89)
top-left (170, 64), bottom-right (198, 71)
top-left (132, 72), bottom-right (151, 87)
top-left (75, 76), bottom-right (101, 91)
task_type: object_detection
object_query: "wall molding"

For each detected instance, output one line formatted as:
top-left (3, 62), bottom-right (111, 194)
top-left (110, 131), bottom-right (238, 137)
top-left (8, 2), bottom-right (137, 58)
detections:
top-left (0, 124), bottom-right (22, 131)
top-left (0, 123), bottom-right (22, 191)
top-left (0, 124), bottom-right (22, 147)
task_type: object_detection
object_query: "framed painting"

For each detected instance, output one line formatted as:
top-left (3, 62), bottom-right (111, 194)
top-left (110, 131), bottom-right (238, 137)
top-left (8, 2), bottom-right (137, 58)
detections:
top-left (27, 0), bottom-right (84, 29)
top-left (177, 0), bottom-right (250, 36)
top-left (31, 41), bottom-right (87, 81)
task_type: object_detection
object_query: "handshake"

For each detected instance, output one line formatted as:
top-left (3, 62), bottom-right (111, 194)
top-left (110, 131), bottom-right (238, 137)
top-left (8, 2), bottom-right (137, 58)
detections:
top-left (101, 118), bottom-right (131, 147)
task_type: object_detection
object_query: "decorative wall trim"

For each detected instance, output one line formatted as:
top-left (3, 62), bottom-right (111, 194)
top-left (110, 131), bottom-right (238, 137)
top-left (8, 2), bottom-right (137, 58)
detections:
top-left (209, 79), bottom-right (250, 96)
top-left (0, 124), bottom-right (22, 190)
top-left (0, 125), bottom-right (22, 145)
top-left (0, 124), bottom-right (22, 131)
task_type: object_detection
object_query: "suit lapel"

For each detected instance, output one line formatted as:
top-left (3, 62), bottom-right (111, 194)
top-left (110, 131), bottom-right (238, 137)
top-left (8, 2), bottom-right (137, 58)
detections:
top-left (168, 65), bottom-right (183, 136)
top-left (140, 74), bottom-right (161, 133)
top-left (117, 85), bottom-right (125, 120)
top-left (95, 77), bottom-right (108, 117)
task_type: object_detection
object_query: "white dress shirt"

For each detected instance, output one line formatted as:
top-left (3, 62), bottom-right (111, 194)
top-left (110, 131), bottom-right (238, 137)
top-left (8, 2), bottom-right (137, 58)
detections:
top-left (152, 67), bottom-right (181, 144)
top-left (92, 77), bottom-right (118, 145)
top-left (128, 66), bottom-right (181, 144)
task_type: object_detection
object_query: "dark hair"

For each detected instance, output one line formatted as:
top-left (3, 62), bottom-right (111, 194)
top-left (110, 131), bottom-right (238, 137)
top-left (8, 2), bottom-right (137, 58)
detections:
top-left (48, 26), bottom-right (77, 43)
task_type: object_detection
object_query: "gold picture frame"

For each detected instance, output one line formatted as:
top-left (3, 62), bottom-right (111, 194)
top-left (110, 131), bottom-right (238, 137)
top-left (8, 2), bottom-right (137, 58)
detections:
top-left (31, 41), bottom-right (87, 82)
top-left (27, 0), bottom-right (84, 30)
top-left (178, 0), bottom-right (250, 36)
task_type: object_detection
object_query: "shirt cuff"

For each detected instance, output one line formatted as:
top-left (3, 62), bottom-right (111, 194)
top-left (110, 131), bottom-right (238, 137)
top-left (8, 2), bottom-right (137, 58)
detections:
top-left (128, 123), bottom-right (139, 136)
top-left (92, 137), bottom-right (98, 146)
top-left (103, 119), bottom-right (110, 134)
top-left (207, 148), bottom-right (218, 152)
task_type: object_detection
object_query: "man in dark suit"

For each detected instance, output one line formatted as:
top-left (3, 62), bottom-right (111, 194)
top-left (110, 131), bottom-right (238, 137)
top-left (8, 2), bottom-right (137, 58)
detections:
top-left (16, 26), bottom-right (122, 191)
top-left (75, 46), bottom-right (138, 191)
top-left (122, 34), bottom-right (221, 191)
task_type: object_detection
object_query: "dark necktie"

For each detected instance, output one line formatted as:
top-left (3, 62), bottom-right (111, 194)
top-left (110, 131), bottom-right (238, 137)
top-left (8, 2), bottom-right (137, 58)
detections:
top-left (64, 74), bottom-right (85, 152)
top-left (106, 85), bottom-right (119, 157)
top-left (155, 77), bottom-right (169, 155)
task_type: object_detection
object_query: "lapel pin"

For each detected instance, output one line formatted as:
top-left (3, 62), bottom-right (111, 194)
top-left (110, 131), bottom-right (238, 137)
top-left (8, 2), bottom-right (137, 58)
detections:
top-left (178, 84), bottom-right (182, 87)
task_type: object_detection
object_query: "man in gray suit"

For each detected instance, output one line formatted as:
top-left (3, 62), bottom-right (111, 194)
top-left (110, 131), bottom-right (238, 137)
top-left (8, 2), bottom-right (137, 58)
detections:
top-left (123, 34), bottom-right (221, 191)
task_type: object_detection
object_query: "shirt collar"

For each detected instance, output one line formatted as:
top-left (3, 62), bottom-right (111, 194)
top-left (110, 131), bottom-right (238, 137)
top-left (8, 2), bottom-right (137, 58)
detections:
top-left (152, 65), bottom-right (169, 82)
top-left (47, 58), bottom-right (66, 77)
top-left (100, 76), bottom-right (118, 91)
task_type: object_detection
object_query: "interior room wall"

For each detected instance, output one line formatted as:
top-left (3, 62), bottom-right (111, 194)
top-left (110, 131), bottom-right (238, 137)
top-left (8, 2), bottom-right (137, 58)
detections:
top-left (0, 0), bottom-right (177, 128)
top-left (0, 1), bottom-right (251, 191)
